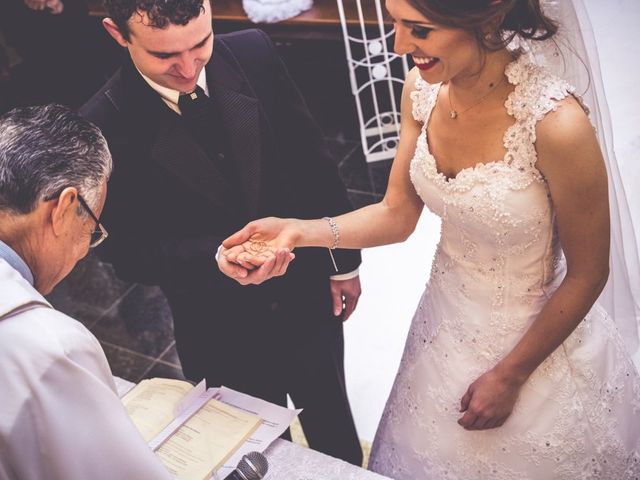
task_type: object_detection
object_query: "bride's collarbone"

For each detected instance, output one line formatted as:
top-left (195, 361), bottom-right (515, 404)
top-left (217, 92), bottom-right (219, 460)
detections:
top-left (427, 104), bottom-right (513, 177)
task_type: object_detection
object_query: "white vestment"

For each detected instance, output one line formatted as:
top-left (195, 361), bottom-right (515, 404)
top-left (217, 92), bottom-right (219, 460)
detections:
top-left (0, 258), bottom-right (172, 480)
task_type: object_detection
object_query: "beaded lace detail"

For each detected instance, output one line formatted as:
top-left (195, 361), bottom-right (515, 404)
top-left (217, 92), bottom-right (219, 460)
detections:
top-left (369, 54), bottom-right (640, 480)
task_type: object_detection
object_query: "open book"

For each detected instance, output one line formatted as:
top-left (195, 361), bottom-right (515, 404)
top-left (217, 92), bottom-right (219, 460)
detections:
top-left (122, 378), bottom-right (261, 480)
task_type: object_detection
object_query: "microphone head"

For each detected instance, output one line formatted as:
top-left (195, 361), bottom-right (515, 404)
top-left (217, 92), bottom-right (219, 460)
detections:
top-left (236, 451), bottom-right (268, 480)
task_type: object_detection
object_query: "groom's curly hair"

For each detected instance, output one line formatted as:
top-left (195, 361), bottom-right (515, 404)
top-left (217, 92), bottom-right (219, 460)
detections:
top-left (104, 0), bottom-right (206, 41)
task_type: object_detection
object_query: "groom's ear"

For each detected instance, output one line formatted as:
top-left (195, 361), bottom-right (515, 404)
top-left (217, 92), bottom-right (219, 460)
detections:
top-left (103, 18), bottom-right (129, 48)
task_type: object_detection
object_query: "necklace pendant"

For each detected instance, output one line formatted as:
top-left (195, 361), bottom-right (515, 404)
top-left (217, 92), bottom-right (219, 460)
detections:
top-left (450, 110), bottom-right (458, 120)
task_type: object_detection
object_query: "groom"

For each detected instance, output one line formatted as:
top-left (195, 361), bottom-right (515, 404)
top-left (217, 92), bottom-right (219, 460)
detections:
top-left (81, 0), bottom-right (363, 465)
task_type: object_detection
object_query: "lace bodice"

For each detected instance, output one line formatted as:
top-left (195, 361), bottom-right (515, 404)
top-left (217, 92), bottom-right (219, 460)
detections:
top-left (410, 54), bottom-right (578, 192)
top-left (408, 55), bottom-right (581, 343)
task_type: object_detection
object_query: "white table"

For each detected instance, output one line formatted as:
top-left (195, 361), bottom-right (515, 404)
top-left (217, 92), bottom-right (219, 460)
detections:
top-left (263, 439), bottom-right (390, 480)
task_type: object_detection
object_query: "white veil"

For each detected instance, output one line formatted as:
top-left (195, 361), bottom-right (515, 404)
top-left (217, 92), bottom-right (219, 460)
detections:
top-left (518, 0), bottom-right (640, 356)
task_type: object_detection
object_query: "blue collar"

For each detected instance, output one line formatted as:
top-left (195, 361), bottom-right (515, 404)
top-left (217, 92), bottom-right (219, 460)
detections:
top-left (0, 240), bottom-right (34, 286)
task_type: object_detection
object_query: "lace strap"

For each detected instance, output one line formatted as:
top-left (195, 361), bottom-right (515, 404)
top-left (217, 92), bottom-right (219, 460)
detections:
top-left (502, 55), bottom-right (584, 174)
top-left (410, 77), bottom-right (439, 124)
top-left (505, 55), bottom-right (578, 131)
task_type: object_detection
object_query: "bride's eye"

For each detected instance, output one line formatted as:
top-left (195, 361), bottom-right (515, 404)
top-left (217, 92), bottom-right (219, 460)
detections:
top-left (411, 26), bottom-right (432, 39)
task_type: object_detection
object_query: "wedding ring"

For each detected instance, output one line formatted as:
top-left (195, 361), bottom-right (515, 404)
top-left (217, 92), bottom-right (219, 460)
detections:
top-left (248, 240), bottom-right (267, 254)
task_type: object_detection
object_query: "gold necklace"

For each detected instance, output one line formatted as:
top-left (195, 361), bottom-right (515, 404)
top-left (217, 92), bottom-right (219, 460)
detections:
top-left (447, 76), bottom-right (505, 120)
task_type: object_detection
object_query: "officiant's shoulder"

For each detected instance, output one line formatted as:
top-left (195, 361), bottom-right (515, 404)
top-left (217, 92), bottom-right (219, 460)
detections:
top-left (0, 303), bottom-right (102, 367)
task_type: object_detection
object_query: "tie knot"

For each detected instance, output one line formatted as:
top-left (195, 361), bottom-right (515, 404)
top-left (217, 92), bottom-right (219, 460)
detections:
top-left (178, 85), bottom-right (208, 116)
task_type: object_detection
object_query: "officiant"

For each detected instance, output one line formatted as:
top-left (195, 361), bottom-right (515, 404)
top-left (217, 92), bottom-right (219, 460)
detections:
top-left (0, 104), bottom-right (173, 479)
top-left (81, 0), bottom-right (363, 464)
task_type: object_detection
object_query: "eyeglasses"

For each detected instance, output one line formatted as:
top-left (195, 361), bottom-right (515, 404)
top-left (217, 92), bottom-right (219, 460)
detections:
top-left (77, 194), bottom-right (109, 248)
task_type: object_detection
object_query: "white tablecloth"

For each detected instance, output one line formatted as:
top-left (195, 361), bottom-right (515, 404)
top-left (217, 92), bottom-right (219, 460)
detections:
top-left (263, 439), bottom-right (390, 480)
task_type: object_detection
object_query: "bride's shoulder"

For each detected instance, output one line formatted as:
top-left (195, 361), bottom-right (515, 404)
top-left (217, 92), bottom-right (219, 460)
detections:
top-left (404, 67), bottom-right (439, 123)
top-left (536, 95), bottom-right (594, 153)
top-left (404, 67), bottom-right (439, 96)
top-left (506, 54), bottom-right (588, 123)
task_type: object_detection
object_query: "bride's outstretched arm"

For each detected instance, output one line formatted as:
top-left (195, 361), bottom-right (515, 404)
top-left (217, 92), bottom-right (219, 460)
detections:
top-left (223, 69), bottom-right (426, 263)
top-left (458, 96), bottom-right (611, 431)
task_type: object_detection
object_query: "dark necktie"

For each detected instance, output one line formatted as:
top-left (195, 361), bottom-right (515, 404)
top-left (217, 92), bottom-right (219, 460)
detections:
top-left (178, 85), bottom-right (214, 141)
top-left (178, 86), bottom-right (234, 180)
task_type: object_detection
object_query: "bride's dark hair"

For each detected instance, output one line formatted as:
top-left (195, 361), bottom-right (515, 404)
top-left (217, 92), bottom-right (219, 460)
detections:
top-left (407, 0), bottom-right (558, 50)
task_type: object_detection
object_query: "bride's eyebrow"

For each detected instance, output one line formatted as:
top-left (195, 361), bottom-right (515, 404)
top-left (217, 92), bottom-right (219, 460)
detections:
top-left (385, 10), bottom-right (435, 27)
top-left (401, 19), bottom-right (436, 28)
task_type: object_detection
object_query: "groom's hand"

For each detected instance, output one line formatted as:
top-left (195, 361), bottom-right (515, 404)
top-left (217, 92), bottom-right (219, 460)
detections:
top-left (218, 247), bottom-right (294, 286)
top-left (330, 276), bottom-right (361, 321)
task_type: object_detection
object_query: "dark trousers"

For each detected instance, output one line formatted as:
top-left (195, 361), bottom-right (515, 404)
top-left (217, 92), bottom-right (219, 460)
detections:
top-left (167, 285), bottom-right (364, 467)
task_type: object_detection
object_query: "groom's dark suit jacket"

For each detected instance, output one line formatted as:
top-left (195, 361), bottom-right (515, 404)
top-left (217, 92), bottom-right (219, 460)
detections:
top-left (81, 29), bottom-right (362, 464)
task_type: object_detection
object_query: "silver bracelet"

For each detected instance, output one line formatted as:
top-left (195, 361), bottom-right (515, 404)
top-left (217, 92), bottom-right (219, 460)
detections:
top-left (323, 216), bottom-right (340, 249)
top-left (323, 217), bottom-right (340, 273)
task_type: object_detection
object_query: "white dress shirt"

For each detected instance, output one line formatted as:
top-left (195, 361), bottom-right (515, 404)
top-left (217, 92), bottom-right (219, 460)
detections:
top-left (138, 68), bottom-right (209, 115)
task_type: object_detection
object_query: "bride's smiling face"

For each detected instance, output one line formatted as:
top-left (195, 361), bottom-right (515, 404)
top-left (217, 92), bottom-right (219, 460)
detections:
top-left (386, 0), bottom-right (484, 84)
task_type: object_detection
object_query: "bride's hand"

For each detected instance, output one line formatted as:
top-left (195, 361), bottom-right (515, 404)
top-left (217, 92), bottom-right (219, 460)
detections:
top-left (223, 217), bottom-right (299, 267)
top-left (457, 367), bottom-right (525, 430)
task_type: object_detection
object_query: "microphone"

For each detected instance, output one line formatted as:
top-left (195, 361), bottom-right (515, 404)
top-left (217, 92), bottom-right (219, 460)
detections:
top-left (223, 451), bottom-right (269, 480)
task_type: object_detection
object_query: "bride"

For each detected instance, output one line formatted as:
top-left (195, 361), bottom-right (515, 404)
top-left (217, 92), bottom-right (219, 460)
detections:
top-left (218, 0), bottom-right (640, 477)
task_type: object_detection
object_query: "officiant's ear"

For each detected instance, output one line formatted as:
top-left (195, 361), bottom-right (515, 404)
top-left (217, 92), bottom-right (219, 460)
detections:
top-left (103, 18), bottom-right (129, 48)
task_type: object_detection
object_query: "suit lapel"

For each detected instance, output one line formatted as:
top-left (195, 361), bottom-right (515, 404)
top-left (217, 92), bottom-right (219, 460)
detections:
top-left (207, 45), bottom-right (262, 218)
top-left (108, 57), bottom-right (238, 210)
top-left (151, 122), bottom-right (237, 208)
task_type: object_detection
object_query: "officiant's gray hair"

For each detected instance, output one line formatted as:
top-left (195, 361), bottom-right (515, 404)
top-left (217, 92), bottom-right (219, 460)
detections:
top-left (0, 104), bottom-right (112, 215)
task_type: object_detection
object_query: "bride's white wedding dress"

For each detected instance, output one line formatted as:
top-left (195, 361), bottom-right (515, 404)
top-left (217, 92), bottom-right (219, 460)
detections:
top-left (368, 54), bottom-right (640, 479)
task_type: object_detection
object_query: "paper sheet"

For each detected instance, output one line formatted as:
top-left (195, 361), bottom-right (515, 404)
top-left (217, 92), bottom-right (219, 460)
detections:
top-left (122, 378), bottom-right (194, 442)
top-left (212, 387), bottom-right (301, 479)
top-left (156, 399), bottom-right (262, 480)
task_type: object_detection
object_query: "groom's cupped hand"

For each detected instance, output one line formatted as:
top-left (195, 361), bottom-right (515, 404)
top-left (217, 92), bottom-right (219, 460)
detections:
top-left (217, 217), bottom-right (299, 285)
top-left (217, 247), bottom-right (294, 286)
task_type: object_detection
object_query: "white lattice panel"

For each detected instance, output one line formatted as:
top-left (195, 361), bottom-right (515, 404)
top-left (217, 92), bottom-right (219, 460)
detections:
top-left (337, 0), bottom-right (408, 163)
